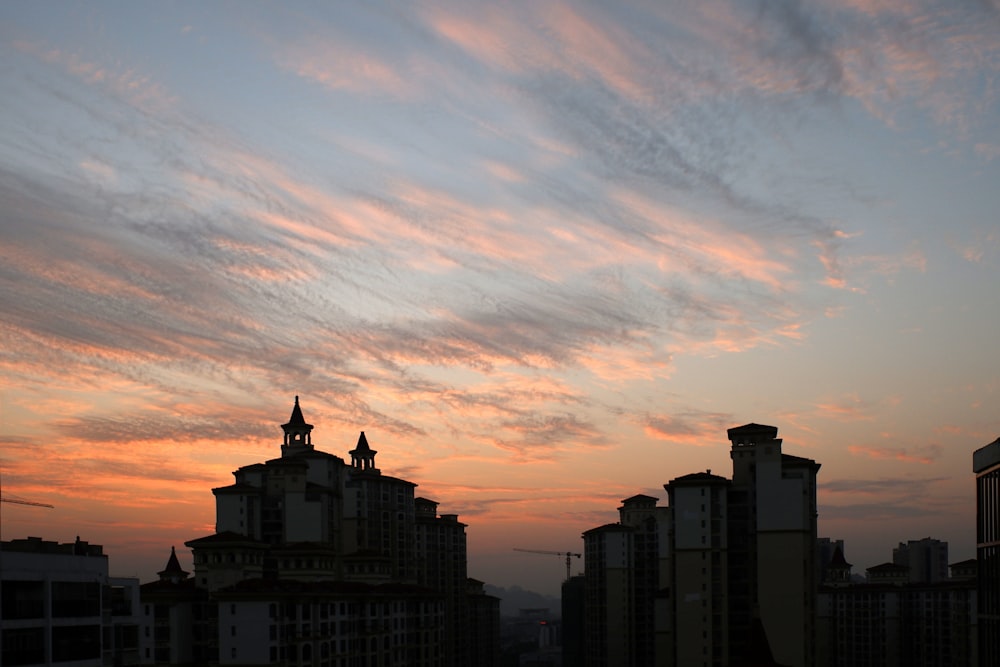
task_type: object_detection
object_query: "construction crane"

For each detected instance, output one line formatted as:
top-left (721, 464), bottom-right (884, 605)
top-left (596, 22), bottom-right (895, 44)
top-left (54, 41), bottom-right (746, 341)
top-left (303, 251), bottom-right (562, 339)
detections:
top-left (513, 548), bottom-right (582, 581)
top-left (0, 495), bottom-right (54, 508)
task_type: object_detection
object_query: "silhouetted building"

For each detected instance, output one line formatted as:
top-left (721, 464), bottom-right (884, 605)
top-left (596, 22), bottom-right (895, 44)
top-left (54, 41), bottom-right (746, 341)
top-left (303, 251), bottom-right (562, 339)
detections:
top-left (580, 423), bottom-right (819, 667)
top-left (892, 537), bottom-right (949, 583)
top-left (974, 436), bottom-right (1000, 665)
top-left (1, 536), bottom-right (140, 667)
top-left (140, 397), bottom-right (498, 666)
top-left (727, 424), bottom-right (820, 667)
top-left (817, 557), bottom-right (977, 667)
top-left (415, 497), bottom-right (469, 665)
top-left (816, 538), bottom-right (846, 584)
top-left (466, 578), bottom-right (500, 667)
top-left (664, 471), bottom-right (730, 667)
top-left (583, 522), bottom-right (635, 666)
top-left (618, 493), bottom-right (668, 667)
top-left (139, 546), bottom-right (214, 664)
top-left (561, 575), bottom-right (585, 667)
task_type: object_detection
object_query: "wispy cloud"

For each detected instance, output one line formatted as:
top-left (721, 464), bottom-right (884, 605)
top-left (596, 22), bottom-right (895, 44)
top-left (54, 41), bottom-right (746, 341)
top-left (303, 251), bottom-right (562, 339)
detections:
top-left (848, 443), bottom-right (943, 464)
top-left (0, 1), bottom-right (995, 585)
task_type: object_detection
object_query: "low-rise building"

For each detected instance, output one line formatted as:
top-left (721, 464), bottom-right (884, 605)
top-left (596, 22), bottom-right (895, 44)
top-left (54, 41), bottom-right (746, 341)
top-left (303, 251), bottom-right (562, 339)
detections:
top-left (1, 536), bottom-right (140, 667)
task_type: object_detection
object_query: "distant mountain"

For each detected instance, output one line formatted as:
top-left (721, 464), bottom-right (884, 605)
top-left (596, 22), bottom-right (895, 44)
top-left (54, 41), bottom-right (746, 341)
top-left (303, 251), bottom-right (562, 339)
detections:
top-left (484, 584), bottom-right (561, 618)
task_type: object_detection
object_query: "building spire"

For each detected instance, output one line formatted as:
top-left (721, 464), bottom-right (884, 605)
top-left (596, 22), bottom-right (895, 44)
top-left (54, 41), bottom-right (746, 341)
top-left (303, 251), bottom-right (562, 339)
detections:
top-left (281, 395), bottom-right (314, 455)
top-left (157, 545), bottom-right (189, 583)
top-left (350, 431), bottom-right (379, 472)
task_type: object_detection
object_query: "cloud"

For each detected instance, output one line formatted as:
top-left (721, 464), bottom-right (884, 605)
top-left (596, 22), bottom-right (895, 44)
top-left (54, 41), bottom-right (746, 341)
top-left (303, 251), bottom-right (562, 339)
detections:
top-left (642, 410), bottom-right (734, 446)
top-left (821, 477), bottom-right (948, 494)
top-left (492, 413), bottom-right (606, 460)
top-left (847, 443), bottom-right (943, 464)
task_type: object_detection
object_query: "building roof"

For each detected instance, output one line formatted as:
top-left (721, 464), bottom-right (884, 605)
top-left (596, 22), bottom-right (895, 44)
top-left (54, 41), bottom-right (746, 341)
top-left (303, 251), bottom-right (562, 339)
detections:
top-left (727, 423), bottom-right (779, 442)
top-left (1, 536), bottom-right (105, 557)
top-left (353, 431), bottom-right (373, 452)
top-left (828, 545), bottom-right (852, 568)
top-left (212, 482), bottom-right (260, 495)
top-left (157, 546), bottom-right (189, 578)
top-left (620, 493), bottom-right (659, 505)
top-left (669, 471), bottom-right (730, 485)
top-left (283, 395), bottom-right (313, 430)
top-left (582, 522), bottom-right (634, 536)
top-left (781, 453), bottom-right (819, 468)
top-left (973, 436), bottom-right (1000, 473)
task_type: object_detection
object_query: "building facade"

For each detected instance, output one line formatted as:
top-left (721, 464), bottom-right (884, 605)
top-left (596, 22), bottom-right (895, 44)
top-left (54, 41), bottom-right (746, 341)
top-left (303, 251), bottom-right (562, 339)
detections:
top-left (817, 556), bottom-right (977, 667)
top-left (892, 537), bottom-right (949, 583)
top-left (974, 436), bottom-right (1000, 665)
top-left (140, 397), bottom-right (498, 666)
top-left (727, 423), bottom-right (820, 667)
top-left (1, 536), bottom-right (140, 667)
top-left (580, 423), bottom-right (819, 667)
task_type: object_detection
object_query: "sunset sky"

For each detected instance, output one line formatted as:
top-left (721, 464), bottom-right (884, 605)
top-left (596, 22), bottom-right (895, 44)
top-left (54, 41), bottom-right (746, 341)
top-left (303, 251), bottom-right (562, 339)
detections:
top-left (1, 1), bottom-right (998, 597)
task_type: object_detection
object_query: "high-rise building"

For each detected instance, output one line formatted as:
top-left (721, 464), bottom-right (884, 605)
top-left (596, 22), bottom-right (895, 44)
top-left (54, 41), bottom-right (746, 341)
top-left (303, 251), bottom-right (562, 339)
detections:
top-left (465, 578), bottom-right (500, 667)
top-left (727, 423), bottom-right (820, 667)
top-left (1, 536), bottom-right (140, 667)
top-left (892, 537), bottom-right (949, 583)
top-left (974, 436), bottom-right (1000, 664)
top-left (663, 472), bottom-right (730, 667)
top-left (561, 574), bottom-right (585, 667)
top-left (141, 397), bottom-right (498, 666)
top-left (415, 497), bottom-right (470, 666)
top-left (583, 522), bottom-right (635, 667)
top-left (580, 423), bottom-right (819, 667)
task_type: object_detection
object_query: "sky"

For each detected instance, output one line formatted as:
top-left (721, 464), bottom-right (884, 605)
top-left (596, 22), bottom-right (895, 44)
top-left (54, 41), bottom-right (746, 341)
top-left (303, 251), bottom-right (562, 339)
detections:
top-left (1, 1), bottom-right (998, 597)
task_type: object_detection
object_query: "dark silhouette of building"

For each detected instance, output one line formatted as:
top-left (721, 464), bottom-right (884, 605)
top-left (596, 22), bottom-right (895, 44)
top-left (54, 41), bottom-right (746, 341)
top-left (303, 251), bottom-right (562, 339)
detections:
top-left (466, 578), bottom-right (500, 667)
top-left (1, 536), bottom-right (140, 666)
top-left (580, 423), bottom-right (819, 667)
top-left (974, 436), bottom-right (1000, 665)
top-left (892, 537), bottom-right (949, 583)
top-left (139, 397), bottom-right (499, 665)
top-left (561, 574), bottom-right (585, 667)
top-left (816, 552), bottom-right (977, 667)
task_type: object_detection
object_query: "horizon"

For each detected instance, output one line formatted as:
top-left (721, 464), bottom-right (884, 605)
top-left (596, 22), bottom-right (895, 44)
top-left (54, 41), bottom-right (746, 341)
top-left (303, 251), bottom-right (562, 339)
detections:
top-left (1, 2), bottom-right (997, 599)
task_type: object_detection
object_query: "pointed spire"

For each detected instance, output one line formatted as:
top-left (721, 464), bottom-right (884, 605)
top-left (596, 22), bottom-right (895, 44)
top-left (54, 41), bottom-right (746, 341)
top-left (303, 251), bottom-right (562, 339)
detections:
top-left (287, 395), bottom-right (306, 426)
top-left (281, 396), bottom-right (314, 454)
top-left (355, 431), bottom-right (371, 451)
top-left (157, 545), bottom-right (189, 582)
top-left (829, 544), bottom-right (852, 568)
top-left (350, 431), bottom-right (379, 472)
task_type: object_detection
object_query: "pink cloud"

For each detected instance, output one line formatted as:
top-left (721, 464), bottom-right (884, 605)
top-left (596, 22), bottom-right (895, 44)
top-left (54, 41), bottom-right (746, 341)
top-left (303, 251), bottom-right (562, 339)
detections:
top-left (848, 443), bottom-right (942, 464)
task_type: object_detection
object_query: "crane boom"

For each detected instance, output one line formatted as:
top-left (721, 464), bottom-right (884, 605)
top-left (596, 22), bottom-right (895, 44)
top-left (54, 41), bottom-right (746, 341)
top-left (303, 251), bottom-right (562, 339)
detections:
top-left (513, 548), bottom-right (582, 580)
top-left (0, 496), bottom-right (54, 508)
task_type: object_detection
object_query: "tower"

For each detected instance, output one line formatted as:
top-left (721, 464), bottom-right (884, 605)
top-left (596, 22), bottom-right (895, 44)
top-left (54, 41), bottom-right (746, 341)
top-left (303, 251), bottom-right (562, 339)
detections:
top-left (349, 431), bottom-right (378, 471)
top-left (727, 423), bottom-right (820, 667)
top-left (974, 436), bottom-right (1000, 664)
top-left (280, 395), bottom-right (314, 455)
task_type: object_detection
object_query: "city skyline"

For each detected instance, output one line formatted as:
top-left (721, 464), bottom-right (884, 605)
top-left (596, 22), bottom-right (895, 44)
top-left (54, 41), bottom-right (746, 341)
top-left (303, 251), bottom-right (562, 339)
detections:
top-left (1, 2), bottom-right (998, 597)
